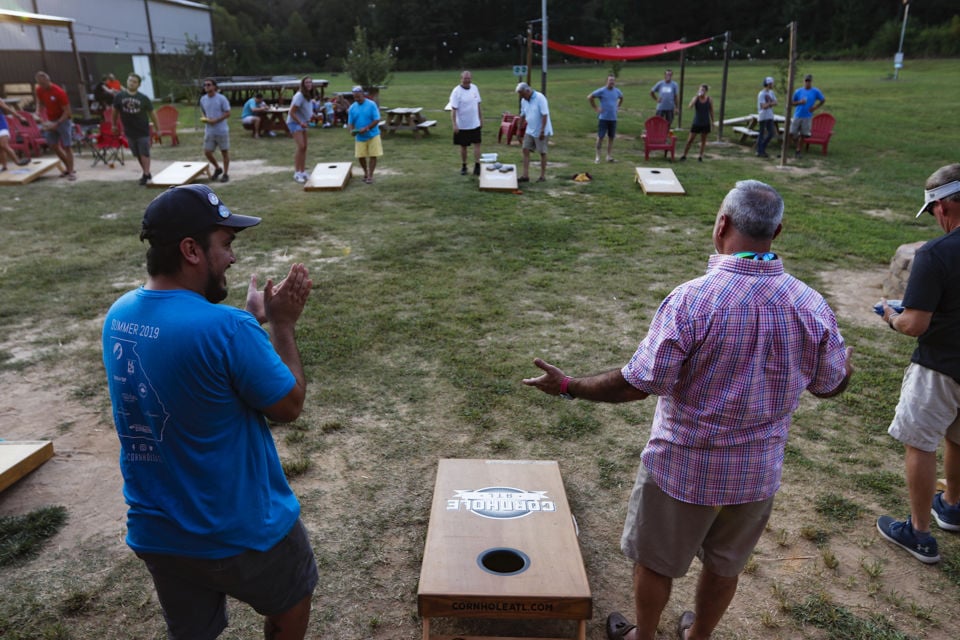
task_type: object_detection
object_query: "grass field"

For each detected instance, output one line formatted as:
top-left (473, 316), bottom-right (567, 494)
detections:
top-left (1, 58), bottom-right (960, 639)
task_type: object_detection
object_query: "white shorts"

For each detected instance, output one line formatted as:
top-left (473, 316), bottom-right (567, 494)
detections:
top-left (0, 128), bottom-right (9, 138)
top-left (888, 363), bottom-right (960, 452)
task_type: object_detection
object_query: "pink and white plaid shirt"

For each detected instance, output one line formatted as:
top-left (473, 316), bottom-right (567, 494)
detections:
top-left (622, 254), bottom-right (848, 506)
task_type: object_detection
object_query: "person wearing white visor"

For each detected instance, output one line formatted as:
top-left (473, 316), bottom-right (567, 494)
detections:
top-left (878, 164), bottom-right (960, 565)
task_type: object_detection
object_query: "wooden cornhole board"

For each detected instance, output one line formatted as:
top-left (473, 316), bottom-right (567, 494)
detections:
top-left (0, 441), bottom-right (54, 493)
top-left (635, 167), bottom-right (685, 195)
top-left (304, 162), bottom-right (352, 191)
top-left (0, 158), bottom-right (63, 185)
top-left (148, 161), bottom-right (211, 188)
top-left (418, 459), bottom-right (592, 640)
top-left (479, 164), bottom-right (519, 192)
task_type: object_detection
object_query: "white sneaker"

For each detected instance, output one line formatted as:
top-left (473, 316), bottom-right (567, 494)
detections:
top-left (294, 172), bottom-right (307, 183)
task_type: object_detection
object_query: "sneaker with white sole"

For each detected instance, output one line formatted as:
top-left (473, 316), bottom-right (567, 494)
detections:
top-left (876, 515), bottom-right (939, 563)
top-left (932, 491), bottom-right (960, 531)
top-left (294, 172), bottom-right (307, 183)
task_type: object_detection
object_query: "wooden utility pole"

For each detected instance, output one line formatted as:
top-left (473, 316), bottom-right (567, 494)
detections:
top-left (780, 21), bottom-right (798, 167)
top-left (717, 31), bottom-right (730, 140)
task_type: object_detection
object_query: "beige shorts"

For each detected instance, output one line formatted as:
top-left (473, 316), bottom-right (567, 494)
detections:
top-left (888, 363), bottom-right (960, 452)
top-left (620, 462), bottom-right (773, 578)
top-left (354, 135), bottom-right (383, 158)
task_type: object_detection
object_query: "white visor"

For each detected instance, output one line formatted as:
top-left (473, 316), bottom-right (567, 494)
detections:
top-left (916, 180), bottom-right (960, 217)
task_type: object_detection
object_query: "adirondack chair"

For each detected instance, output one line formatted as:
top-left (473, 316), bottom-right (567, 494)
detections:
top-left (803, 112), bottom-right (835, 155)
top-left (11, 111), bottom-right (48, 158)
top-left (497, 113), bottom-right (516, 144)
top-left (643, 116), bottom-right (676, 161)
top-left (152, 104), bottom-right (180, 146)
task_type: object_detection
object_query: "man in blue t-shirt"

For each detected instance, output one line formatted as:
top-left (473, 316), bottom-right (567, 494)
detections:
top-left (788, 74), bottom-right (825, 158)
top-left (588, 75), bottom-right (624, 163)
top-left (650, 69), bottom-right (679, 126)
top-left (102, 184), bottom-right (317, 639)
top-left (878, 164), bottom-right (960, 565)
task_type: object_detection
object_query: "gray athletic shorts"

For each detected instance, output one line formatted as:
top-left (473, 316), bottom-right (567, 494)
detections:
top-left (620, 462), bottom-right (773, 578)
top-left (128, 136), bottom-right (151, 158)
top-left (789, 117), bottom-right (812, 136)
top-left (136, 519), bottom-right (318, 640)
top-left (888, 363), bottom-right (960, 452)
top-left (203, 132), bottom-right (230, 152)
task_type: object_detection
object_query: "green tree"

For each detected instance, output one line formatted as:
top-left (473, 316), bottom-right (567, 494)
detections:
top-left (606, 20), bottom-right (624, 77)
top-left (343, 25), bottom-right (395, 89)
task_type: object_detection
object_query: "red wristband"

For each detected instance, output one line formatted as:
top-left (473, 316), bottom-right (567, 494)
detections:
top-left (559, 376), bottom-right (572, 395)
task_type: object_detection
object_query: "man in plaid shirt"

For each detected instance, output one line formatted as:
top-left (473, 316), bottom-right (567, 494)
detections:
top-left (523, 179), bottom-right (853, 640)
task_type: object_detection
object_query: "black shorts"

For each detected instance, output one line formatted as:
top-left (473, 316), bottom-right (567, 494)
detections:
top-left (690, 123), bottom-right (711, 134)
top-left (453, 127), bottom-right (482, 146)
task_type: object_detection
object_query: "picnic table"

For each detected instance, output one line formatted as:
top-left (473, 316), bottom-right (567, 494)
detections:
top-left (260, 106), bottom-right (290, 136)
top-left (718, 113), bottom-right (786, 144)
top-left (383, 107), bottom-right (437, 137)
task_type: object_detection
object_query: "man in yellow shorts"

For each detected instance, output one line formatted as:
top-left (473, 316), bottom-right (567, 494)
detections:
top-left (347, 86), bottom-right (383, 184)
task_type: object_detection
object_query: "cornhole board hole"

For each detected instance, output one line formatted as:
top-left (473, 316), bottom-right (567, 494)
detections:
top-left (304, 162), bottom-right (352, 191)
top-left (148, 161), bottom-right (211, 188)
top-left (418, 459), bottom-right (592, 640)
top-left (479, 164), bottom-right (519, 192)
top-left (635, 167), bottom-right (685, 195)
top-left (0, 158), bottom-right (64, 185)
top-left (0, 441), bottom-right (54, 493)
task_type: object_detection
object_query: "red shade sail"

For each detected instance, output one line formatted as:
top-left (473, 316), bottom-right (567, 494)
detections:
top-left (532, 37), bottom-right (714, 61)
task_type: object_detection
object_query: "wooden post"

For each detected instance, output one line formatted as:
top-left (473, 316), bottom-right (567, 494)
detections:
top-left (717, 31), bottom-right (730, 141)
top-left (677, 39), bottom-right (686, 129)
top-left (780, 21), bottom-right (798, 167)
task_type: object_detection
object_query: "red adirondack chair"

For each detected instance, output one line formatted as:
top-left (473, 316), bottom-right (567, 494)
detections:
top-left (497, 113), bottom-right (516, 144)
top-left (803, 112), bottom-right (836, 155)
top-left (152, 104), bottom-right (180, 146)
top-left (643, 116), bottom-right (676, 161)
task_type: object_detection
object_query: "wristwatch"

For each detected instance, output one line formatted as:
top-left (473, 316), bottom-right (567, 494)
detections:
top-left (559, 376), bottom-right (575, 400)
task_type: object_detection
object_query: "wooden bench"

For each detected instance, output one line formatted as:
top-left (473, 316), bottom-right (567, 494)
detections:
top-left (417, 119), bottom-right (437, 130)
top-left (732, 126), bottom-right (759, 144)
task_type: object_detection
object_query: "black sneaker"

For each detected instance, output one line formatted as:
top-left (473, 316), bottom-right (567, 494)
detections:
top-left (473, 163), bottom-right (480, 176)
top-left (932, 491), bottom-right (960, 531)
top-left (876, 515), bottom-right (939, 563)
top-left (460, 165), bottom-right (467, 176)
top-left (138, 173), bottom-right (151, 186)
top-left (211, 167), bottom-right (223, 180)
top-left (220, 174), bottom-right (229, 183)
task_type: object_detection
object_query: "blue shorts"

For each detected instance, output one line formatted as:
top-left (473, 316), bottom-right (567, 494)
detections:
top-left (597, 119), bottom-right (617, 139)
top-left (43, 119), bottom-right (73, 147)
top-left (136, 519), bottom-right (318, 640)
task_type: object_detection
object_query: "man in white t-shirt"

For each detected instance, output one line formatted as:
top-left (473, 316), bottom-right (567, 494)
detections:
top-left (449, 70), bottom-right (483, 176)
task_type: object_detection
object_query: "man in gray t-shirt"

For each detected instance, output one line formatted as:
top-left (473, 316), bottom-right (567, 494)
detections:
top-left (199, 78), bottom-right (231, 182)
top-left (650, 69), bottom-right (680, 126)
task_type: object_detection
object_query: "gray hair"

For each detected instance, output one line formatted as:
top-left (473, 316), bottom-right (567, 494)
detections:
top-left (515, 82), bottom-right (531, 94)
top-left (927, 164), bottom-right (960, 204)
top-left (719, 180), bottom-right (784, 239)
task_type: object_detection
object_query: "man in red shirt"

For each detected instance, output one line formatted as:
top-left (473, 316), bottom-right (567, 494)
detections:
top-left (35, 71), bottom-right (76, 180)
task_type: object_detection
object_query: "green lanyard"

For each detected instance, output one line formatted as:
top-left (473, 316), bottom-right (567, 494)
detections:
top-left (733, 251), bottom-right (778, 261)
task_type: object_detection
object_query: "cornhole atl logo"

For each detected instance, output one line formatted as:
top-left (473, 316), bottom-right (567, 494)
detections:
top-left (447, 486), bottom-right (556, 519)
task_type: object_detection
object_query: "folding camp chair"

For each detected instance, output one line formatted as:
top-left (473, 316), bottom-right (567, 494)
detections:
top-left (90, 108), bottom-right (128, 167)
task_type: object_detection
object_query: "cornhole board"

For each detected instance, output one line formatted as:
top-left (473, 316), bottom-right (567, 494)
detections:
top-left (938, 478), bottom-right (947, 492)
top-left (0, 441), bottom-right (54, 493)
top-left (635, 167), bottom-right (685, 195)
top-left (304, 162), bottom-right (352, 191)
top-left (479, 164), bottom-right (519, 192)
top-left (148, 161), bottom-right (211, 188)
top-left (418, 459), bottom-right (592, 640)
top-left (0, 158), bottom-right (63, 185)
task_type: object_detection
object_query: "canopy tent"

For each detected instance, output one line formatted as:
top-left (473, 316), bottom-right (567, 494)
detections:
top-left (532, 37), bottom-right (714, 62)
top-left (0, 8), bottom-right (89, 116)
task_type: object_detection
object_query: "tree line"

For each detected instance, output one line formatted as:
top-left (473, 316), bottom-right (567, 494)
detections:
top-left (207, 0), bottom-right (959, 76)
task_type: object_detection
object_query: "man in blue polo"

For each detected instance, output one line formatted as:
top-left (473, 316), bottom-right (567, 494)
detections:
top-left (589, 75), bottom-right (624, 163)
top-left (348, 86), bottom-right (383, 184)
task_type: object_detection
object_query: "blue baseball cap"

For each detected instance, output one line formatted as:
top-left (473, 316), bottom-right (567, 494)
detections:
top-left (140, 184), bottom-right (260, 244)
